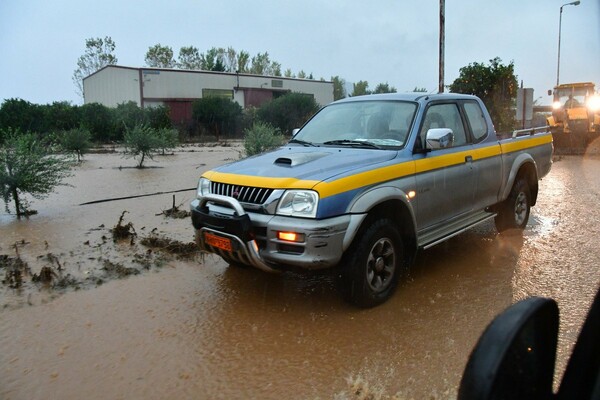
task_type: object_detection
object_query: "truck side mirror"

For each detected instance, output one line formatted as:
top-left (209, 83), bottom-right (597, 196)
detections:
top-left (458, 297), bottom-right (559, 400)
top-left (426, 128), bottom-right (454, 149)
top-left (548, 90), bottom-right (552, 96)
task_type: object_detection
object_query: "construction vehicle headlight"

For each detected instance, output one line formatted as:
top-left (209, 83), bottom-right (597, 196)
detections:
top-left (587, 95), bottom-right (600, 112)
top-left (276, 190), bottom-right (319, 218)
top-left (197, 178), bottom-right (212, 197)
top-left (552, 101), bottom-right (563, 110)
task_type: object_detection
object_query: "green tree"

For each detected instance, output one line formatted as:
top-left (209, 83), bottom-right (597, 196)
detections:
top-left (45, 101), bottom-right (80, 132)
top-left (331, 76), bottom-right (347, 100)
top-left (373, 82), bottom-right (397, 94)
top-left (123, 125), bottom-right (163, 168)
top-left (157, 127), bottom-right (179, 155)
top-left (250, 52), bottom-right (274, 75)
top-left (72, 37), bottom-right (118, 99)
top-left (244, 122), bottom-right (283, 157)
top-left (192, 97), bottom-right (243, 141)
top-left (201, 47), bottom-right (226, 71)
top-left (59, 128), bottom-right (92, 162)
top-left (449, 57), bottom-right (518, 133)
top-left (80, 102), bottom-right (114, 142)
top-left (178, 46), bottom-right (202, 70)
top-left (145, 44), bottom-right (176, 68)
top-left (0, 129), bottom-right (73, 217)
top-left (237, 50), bottom-right (250, 73)
top-left (257, 93), bottom-right (319, 135)
top-left (351, 81), bottom-right (371, 96)
top-left (0, 98), bottom-right (46, 134)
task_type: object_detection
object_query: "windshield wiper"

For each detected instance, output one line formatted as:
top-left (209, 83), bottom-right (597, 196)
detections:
top-left (289, 138), bottom-right (318, 147)
top-left (322, 139), bottom-right (382, 149)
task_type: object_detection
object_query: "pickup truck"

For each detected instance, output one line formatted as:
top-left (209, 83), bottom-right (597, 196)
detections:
top-left (190, 93), bottom-right (553, 307)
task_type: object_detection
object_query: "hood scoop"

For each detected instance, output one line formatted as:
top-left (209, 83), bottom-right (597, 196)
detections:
top-left (274, 152), bottom-right (330, 167)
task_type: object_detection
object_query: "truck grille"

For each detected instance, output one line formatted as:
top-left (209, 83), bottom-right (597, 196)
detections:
top-left (211, 182), bottom-right (273, 205)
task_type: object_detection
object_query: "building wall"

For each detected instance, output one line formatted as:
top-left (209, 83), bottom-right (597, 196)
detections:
top-left (85, 66), bottom-right (334, 107)
top-left (84, 66), bottom-right (140, 107)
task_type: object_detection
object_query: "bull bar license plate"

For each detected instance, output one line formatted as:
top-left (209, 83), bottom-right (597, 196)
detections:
top-left (204, 232), bottom-right (232, 252)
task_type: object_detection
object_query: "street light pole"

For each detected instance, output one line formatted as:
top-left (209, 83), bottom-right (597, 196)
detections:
top-left (556, 1), bottom-right (581, 86)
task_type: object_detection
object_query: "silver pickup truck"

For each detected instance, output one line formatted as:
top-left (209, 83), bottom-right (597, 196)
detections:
top-left (190, 93), bottom-right (553, 307)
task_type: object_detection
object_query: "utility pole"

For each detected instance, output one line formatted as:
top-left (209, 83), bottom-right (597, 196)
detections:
top-left (439, 0), bottom-right (445, 93)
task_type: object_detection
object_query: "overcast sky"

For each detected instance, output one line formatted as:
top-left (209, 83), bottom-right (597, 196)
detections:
top-left (1, 0), bottom-right (599, 106)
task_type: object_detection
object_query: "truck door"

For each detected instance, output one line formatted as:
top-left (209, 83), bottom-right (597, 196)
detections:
top-left (413, 102), bottom-right (476, 229)
top-left (462, 100), bottom-right (503, 211)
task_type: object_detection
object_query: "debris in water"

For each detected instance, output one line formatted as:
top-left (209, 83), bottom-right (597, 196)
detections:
top-left (157, 195), bottom-right (191, 219)
top-left (102, 260), bottom-right (140, 278)
top-left (1, 255), bottom-right (30, 288)
top-left (111, 211), bottom-right (136, 241)
top-left (140, 234), bottom-right (200, 258)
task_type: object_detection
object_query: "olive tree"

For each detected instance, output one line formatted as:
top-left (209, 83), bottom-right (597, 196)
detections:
top-left (59, 128), bottom-right (92, 162)
top-left (123, 124), bottom-right (164, 168)
top-left (0, 129), bottom-right (73, 217)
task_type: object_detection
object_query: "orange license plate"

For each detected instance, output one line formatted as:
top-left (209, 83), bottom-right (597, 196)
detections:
top-left (204, 232), bottom-right (232, 251)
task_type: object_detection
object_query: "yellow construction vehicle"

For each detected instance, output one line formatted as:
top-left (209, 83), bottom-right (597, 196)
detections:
top-left (547, 82), bottom-right (600, 133)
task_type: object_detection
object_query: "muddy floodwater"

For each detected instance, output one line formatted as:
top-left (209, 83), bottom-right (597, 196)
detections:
top-left (1, 143), bottom-right (599, 399)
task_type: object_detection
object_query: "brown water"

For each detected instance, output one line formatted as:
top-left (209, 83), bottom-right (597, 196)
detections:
top-left (1, 145), bottom-right (599, 399)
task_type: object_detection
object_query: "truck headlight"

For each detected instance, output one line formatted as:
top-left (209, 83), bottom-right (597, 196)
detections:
top-left (588, 95), bottom-right (600, 112)
top-left (276, 190), bottom-right (319, 218)
top-left (197, 177), bottom-right (212, 197)
top-left (552, 101), bottom-right (562, 110)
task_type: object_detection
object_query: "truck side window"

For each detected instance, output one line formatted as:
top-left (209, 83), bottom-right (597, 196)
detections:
top-left (420, 103), bottom-right (467, 149)
top-left (464, 101), bottom-right (488, 142)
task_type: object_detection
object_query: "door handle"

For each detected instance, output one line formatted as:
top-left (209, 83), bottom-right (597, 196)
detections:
top-left (465, 155), bottom-right (473, 163)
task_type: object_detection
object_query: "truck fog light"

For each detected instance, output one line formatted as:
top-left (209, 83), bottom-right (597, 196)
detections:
top-left (277, 231), bottom-right (305, 243)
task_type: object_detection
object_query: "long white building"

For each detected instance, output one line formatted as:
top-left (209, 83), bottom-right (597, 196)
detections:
top-left (83, 65), bottom-right (334, 125)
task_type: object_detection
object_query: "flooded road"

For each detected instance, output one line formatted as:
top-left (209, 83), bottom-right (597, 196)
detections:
top-left (1, 145), bottom-right (599, 399)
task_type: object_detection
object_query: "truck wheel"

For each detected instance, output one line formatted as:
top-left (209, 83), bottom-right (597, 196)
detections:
top-left (341, 218), bottom-right (404, 307)
top-left (495, 178), bottom-right (531, 232)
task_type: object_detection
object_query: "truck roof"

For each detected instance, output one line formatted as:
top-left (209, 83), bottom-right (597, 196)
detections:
top-left (332, 92), bottom-right (480, 104)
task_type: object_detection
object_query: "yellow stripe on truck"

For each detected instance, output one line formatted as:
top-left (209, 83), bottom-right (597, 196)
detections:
top-left (203, 135), bottom-right (551, 199)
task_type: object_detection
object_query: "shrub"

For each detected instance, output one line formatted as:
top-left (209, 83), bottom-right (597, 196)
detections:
top-left (257, 92), bottom-right (319, 136)
top-left (244, 122), bottom-right (283, 157)
top-left (192, 97), bottom-right (242, 140)
top-left (80, 102), bottom-right (114, 142)
top-left (123, 124), bottom-right (163, 168)
top-left (157, 127), bottom-right (179, 155)
top-left (59, 128), bottom-right (92, 161)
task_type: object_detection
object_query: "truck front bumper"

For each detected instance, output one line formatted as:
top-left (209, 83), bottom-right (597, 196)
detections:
top-left (190, 195), bottom-right (361, 272)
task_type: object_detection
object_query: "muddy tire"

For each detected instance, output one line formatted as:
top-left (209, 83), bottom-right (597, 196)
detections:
top-left (495, 178), bottom-right (531, 232)
top-left (341, 218), bottom-right (403, 308)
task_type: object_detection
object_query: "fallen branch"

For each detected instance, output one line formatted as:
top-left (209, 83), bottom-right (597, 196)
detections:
top-left (79, 187), bottom-right (195, 206)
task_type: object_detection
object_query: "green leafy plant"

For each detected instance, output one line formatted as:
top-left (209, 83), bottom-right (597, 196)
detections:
top-left (449, 57), bottom-right (518, 133)
top-left (157, 127), bottom-right (179, 155)
top-left (243, 122), bottom-right (283, 157)
top-left (257, 92), bottom-right (319, 136)
top-left (123, 124), bottom-right (163, 168)
top-left (59, 128), bottom-right (92, 161)
top-left (0, 129), bottom-right (74, 217)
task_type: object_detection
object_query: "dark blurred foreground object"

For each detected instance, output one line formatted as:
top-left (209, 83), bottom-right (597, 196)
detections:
top-left (458, 286), bottom-right (600, 400)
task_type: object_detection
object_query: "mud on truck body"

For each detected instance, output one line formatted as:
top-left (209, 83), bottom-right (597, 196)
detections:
top-left (191, 93), bottom-right (553, 307)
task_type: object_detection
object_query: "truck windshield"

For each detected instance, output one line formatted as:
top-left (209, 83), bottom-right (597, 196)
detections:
top-left (555, 87), bottom-right (591, 108)
top-left (293, 101), bottom-right (417, 149)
